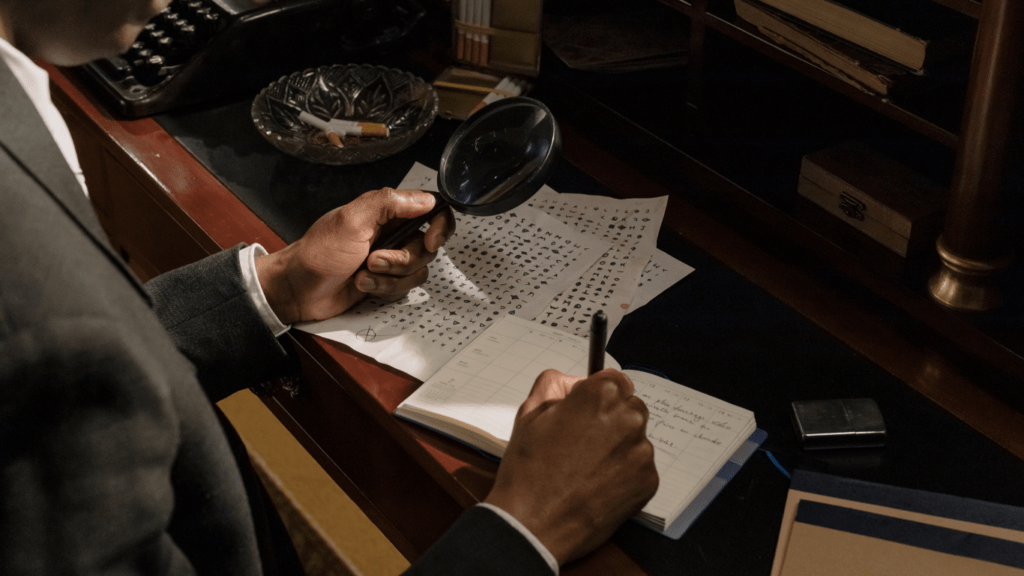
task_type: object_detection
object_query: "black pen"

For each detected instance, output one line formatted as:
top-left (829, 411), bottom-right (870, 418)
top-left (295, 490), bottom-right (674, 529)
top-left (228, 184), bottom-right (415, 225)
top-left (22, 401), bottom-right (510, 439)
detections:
top-left (588, 310), bottom-right (608, 375)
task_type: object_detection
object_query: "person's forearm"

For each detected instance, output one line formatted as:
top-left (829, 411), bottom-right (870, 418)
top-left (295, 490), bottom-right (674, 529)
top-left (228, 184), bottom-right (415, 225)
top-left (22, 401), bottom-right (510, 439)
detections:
top-left (240, 244), bottom-right (291, 335)
top-left (146, 246), bottom-right (293, 400)
top-left (248, 244), bottom-right (299, 328)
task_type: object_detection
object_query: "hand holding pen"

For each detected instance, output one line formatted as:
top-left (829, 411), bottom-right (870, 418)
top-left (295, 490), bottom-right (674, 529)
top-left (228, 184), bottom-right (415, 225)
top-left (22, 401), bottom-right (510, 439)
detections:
top-left (491, 307), bottom-right (656, 565)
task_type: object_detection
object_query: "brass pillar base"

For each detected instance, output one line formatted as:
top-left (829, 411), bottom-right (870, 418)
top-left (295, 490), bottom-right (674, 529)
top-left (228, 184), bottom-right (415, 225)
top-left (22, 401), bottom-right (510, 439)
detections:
top-left (928, 235), bottom-right (1014, 311)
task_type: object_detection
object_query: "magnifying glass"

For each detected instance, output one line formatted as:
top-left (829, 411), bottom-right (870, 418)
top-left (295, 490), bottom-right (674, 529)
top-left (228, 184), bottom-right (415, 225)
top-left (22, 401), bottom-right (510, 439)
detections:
top-left (369, 96), bottom-right (561, 253)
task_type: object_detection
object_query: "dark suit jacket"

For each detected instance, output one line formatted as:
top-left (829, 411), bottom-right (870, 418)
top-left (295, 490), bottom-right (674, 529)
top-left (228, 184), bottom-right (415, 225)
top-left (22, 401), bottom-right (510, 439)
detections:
top-left (0, 57), bottom-right (551, 576)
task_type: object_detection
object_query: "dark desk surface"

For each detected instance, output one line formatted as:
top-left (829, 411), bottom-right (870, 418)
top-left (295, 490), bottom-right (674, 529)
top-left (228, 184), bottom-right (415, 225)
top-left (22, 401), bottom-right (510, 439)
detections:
top-left (149, 69), bottom-right (1024, 575)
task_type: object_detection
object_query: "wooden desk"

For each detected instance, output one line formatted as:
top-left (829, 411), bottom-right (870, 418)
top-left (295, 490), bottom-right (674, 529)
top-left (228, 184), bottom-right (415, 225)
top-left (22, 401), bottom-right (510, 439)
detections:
top-left (49, 55), bottom-right (1024, 575)
top-left (47, 64), bottom-right (646, 574)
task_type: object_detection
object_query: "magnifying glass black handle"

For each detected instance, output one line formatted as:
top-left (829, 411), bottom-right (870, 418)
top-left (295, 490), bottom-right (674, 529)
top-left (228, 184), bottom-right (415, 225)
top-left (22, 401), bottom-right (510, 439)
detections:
top-left (368, 193), bottom-right (450, 254)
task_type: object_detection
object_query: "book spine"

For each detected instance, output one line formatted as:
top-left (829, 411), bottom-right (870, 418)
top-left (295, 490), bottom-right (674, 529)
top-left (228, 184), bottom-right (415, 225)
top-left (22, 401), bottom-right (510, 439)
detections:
top-left (735, 0), bottom-right (892, 94)
top-left (756, 0), bottom-right (929, 70)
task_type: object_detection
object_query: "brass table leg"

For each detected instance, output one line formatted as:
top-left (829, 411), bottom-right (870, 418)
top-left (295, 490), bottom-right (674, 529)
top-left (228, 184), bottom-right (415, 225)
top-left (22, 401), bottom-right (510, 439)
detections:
top-left (930, 235), bottom-right (1014, 311)
top-left (929, 0), bottom-right (1023, 311)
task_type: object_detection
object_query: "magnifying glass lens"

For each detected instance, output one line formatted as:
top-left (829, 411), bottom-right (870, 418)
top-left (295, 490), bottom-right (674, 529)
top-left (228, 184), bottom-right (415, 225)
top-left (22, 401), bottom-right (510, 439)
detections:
top-left (369, 97), bottom-right (559, 253)
top-left (439, 102), bottom-right (557, 215)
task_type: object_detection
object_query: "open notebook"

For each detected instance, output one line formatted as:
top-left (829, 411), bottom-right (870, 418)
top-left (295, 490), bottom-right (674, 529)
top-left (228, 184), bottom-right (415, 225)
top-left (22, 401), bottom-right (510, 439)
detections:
top-left (395, 314), bottom-right (763, 537)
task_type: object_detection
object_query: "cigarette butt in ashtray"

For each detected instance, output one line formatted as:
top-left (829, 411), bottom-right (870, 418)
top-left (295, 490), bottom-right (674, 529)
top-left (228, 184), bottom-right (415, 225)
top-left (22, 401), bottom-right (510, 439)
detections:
top-left (345, 121), bottom-right (389, 137)
top-left (298, 111), bottom-right (390, 141)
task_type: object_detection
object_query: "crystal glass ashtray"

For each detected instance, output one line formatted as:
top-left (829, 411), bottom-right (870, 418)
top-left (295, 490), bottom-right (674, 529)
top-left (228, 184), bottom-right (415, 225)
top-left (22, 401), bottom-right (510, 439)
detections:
top-left (252, 64), bottom-right (438, 165)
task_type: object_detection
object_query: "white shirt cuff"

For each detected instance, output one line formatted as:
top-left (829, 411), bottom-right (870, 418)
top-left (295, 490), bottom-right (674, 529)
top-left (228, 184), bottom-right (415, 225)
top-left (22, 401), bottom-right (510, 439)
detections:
top-left (239, 244), bottom-right (290, 337)
top-left (477, 503), bottom-right (559, 575)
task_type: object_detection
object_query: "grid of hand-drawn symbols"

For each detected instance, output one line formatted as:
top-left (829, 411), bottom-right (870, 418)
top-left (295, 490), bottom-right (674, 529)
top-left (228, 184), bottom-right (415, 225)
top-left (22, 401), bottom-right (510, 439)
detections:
top-left (631, 249), bottom-right (695, 311)
top-left (527, 191), bottom-right (667, 335)
top-left (345, 208), bottom-right (599, 354)
top-left (637, 255), bottom-right (673, 297)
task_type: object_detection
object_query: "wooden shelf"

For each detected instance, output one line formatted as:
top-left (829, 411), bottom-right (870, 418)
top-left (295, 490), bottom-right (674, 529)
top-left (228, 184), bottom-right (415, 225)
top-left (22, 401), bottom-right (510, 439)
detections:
top-left (713, 12), bottom-right (963, 146)
top-left (932, 0), bottom-right (982, 19)
top-left (670, 0), bottom-right (983, 20)
top-left (656, 0), bottom-right (971, 148)
top-left (536, 0), bottom-right (1024, 407)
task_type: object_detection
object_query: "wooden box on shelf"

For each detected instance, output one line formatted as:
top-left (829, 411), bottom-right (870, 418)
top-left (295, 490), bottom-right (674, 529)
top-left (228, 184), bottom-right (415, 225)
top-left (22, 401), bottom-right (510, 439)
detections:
top-left (797, 141), bottom-right (947, 257)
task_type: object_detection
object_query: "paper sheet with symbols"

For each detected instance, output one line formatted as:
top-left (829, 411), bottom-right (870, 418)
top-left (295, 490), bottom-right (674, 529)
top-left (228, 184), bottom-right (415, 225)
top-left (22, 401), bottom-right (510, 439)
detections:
top-left (296, 163), bottom-right (692, 381)
top-left (525, 186), bottom-right (667, 336)
top-left (296, 164), bottom-right (611, 380)
top-left (632, 248), bottom-right (695, 312)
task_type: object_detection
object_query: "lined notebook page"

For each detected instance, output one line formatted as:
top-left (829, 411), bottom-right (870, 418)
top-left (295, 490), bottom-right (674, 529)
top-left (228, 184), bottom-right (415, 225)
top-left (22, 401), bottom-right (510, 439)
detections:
top-left (396, 314), bottom-right (755, 530)
top-left (396, 314), bottom-right (621, 456)
top-left (628, 370), bottom-right (756, 528)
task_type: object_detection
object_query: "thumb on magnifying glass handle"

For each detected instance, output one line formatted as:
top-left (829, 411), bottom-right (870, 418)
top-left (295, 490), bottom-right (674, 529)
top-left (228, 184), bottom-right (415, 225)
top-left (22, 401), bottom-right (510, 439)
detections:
top-left (367, 194), bottom-right (449, 255)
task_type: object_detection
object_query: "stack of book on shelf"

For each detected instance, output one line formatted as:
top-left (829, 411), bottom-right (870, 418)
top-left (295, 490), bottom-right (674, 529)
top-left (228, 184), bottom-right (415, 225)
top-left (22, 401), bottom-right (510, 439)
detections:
top-left (734, 0), bottom-right (976, 97)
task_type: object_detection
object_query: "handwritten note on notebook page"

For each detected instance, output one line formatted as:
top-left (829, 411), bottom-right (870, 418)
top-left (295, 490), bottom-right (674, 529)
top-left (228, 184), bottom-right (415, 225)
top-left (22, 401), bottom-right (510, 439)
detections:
top-left (395, 314), bottom-right (757, 533)
top-left (631, 370), bottom-right (756, 532)
top-left (394, 313), bottom-right (621, 456)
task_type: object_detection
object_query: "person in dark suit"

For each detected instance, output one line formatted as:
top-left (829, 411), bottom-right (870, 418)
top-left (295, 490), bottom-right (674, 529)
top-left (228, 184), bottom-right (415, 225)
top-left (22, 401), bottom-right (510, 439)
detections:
top-left (0, 1), bottom-right (659, 575)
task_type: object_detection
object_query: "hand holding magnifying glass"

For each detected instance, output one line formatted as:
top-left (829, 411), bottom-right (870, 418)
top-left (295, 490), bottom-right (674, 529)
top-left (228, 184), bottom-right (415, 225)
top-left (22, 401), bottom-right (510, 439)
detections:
top-left (369, 97), bottom-right (562, 253)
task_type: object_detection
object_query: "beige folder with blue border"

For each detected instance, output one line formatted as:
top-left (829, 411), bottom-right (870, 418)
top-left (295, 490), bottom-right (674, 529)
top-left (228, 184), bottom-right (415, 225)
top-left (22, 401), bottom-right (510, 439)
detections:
top-left (772, 471), bottom-right (1024, 575)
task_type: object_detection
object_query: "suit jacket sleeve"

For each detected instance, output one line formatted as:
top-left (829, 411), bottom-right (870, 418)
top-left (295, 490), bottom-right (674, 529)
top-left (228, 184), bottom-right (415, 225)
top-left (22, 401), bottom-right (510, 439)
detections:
top-left (145, 244), bottom-right (295, 402)
top-left (146, 250), bottom-right (559, 575)
top-left (403, 506), bottom-right (555, 576)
